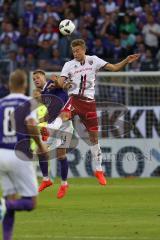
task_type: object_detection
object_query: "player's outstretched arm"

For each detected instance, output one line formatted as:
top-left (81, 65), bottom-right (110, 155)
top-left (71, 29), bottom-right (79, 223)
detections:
top-left (105, 54), bottom-right (140, 72)
top-left (49, 75), bottom-right (68, 89)
top-left (48, 75), bottom-right (66, 88)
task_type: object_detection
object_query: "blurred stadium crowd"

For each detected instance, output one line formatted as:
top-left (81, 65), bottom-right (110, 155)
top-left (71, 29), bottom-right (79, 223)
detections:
top-left (0, 0), bottom-right (160, 97)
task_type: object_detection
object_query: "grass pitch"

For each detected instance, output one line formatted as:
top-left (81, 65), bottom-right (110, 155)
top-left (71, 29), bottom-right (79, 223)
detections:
top-left (1, 178), bottom-right (160, 240)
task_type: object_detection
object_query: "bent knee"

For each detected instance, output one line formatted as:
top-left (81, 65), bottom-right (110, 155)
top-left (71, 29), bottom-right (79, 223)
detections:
top-left (60, 112), bottom-right (70, 121)
top-left (26, 197), bottom-right (37, 211)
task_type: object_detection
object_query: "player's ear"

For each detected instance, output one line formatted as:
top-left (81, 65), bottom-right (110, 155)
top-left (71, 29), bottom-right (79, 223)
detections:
top-left (50, 74), bottom-right (57, 81)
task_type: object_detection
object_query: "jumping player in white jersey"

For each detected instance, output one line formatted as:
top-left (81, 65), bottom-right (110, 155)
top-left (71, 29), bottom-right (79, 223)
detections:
top-left (0, 69), bottom-right (49, 240)
top-left (45, 39), bottom-right (140, 185)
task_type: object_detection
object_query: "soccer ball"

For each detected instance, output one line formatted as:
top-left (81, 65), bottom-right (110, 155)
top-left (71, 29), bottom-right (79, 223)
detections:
top-left (59, 19), bottom-right (75, 36)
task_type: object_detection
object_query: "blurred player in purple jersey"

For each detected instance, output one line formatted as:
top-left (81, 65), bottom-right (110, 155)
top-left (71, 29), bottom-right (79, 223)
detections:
top-left (32, 69), bottom-right (73, 199)
top-left (0, 69), bottom-right (49, 240)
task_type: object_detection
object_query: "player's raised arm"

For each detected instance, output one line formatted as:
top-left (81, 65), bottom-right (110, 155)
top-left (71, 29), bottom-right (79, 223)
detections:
top-left (49, 75), bottom-right (67, 89)
top-left (104, 54), bottom-right (140, 72)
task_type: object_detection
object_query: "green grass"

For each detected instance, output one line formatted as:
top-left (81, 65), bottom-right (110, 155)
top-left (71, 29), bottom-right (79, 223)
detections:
top-left (1, 178), bottom-right (160, 240)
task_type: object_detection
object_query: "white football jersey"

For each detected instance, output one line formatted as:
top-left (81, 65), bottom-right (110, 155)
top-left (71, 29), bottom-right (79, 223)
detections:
top-left (60, 55), bottom-right (108, 99)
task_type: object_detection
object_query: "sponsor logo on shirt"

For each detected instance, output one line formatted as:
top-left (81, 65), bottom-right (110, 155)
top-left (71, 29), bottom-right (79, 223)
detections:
top-left (74, 67), bottom-right (92, 74)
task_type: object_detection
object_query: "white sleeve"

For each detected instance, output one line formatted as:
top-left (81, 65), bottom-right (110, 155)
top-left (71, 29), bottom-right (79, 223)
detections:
top-left (94, 55), bottom-right (108, 71)
top-left (25, 99), bottom-right (38, 123)
top-left (60, 62), bottom-right (70, 78)
top-left (25, 109), bottom-right (38, 122)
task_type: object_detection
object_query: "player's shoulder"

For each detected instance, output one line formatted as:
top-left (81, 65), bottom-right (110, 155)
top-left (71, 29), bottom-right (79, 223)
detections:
top-left (86, 55), bottom-right (104, 64)
top-left (5, 93), bottom-right (30, 100)
top-left (64, 59), bottom-right (77, 67)
top-left (4, 94), bottom-right (31, 105)
top-left (87, 55), bottom-right (101, 60)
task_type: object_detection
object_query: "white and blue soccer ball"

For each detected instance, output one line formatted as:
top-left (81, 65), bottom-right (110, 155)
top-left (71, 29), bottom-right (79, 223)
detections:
top-left (59, 19), bottom-right (75, 36)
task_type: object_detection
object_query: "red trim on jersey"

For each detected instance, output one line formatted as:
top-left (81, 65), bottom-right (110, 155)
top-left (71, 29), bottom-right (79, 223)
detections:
top-left (81, 74), bottom-right (87, 96)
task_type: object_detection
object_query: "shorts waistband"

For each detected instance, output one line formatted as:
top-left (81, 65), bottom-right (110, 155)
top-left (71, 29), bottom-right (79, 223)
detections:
top-left (70, 94), bottom-right (94, 101)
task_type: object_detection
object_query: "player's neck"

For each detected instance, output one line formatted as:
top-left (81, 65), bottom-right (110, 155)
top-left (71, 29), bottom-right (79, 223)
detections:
top-left (11, 90), bottom-right (25, 94)
top-left (78, 55), bottom-right (86, 65)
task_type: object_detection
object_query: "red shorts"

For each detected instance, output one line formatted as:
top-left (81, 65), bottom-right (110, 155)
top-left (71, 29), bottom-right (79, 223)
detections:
top-left (61, 95), bottom-right (98, 132)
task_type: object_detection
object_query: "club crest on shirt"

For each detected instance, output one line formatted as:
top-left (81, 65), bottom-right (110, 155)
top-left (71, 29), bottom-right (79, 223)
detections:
top-left (74, 65), bottom-right (78, 68)
top-left (88, 60), bottom-right (93, 65)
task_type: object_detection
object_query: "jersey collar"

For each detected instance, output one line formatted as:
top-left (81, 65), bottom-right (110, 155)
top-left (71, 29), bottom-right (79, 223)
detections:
top-left (42, 82), bottom-right (48, 91)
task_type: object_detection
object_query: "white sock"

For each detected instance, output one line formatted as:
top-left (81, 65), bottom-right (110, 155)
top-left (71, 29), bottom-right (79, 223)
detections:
top-left (43, 176), bottom-right (49, 181)
top-left (90, 143), bottom-right (103, 171)
top-left (48, 117), bottom-right (63, 131)
top-left (61, 181), bottom-right (68, 186)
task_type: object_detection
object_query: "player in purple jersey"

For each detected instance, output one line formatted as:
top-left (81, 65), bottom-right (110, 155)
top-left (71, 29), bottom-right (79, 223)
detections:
top-left (0, 69), bottom-right (49, 240)
top-left (32, 69), bottom-right (73, 199)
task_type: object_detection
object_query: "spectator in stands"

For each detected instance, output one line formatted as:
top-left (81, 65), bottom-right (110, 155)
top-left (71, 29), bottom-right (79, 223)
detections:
top-left (129, 61), bottom-right (141, 72)
top-left (37, 59), bottom-right (50, 71)
top-left (142, 14), bottom-right (160, 56)
top-left (0, 1), bottom-right (13, 22)
top-left (23, 1), bottom-right (36, 28)
top-left (44, 3), bottom-right (60, 22)
top-left (35, 0), bottom-right (47, 13)
top-left (0, 74), bottom-right (9, 98)
top-left (120, 30), bottom-right (136, 54)
top-left (17, 17), bottom-right (27, 33)
top-left (48, 49), bottom-right (63, 71)
top-left (100, 13), bottom-right (117, 37)
top-left (136, 43), bottom-right (146, 62)
top-left (37, 39), bottom-right (53, 60)
top-left (119, 14), bottom-right (137, 34)
top-left (140, 49), bottom-right (158, 71)
top-left (113, 38), bottom-right (127, 62)
top-left (0, 35), bottom-right (17, 58)
top-left (16, 47), bottom-right (26, 68)
top-left (0, 22), bottom-right (20, 43)
top-left (135, 34), bottom-right (144, 45)
top-left (102, 34), bottom-right (115, 61)
top-left (92, 38), bottom-right (106, 59)
top-left (33, 12), bottom-right (45, 34)
top-left (38, 23), bottom-right (59, 49)
top-left (26, 52), bottom-right (37, 71)
top-left (81, 2), bottom-right (96, 32)
top-left (8, 50), bottom-right (18, 70)
top-left (151, 0), bottom-right (160, 15)
top-left (135, 4), bottom-right (151, 31)
top-left (105, 0), bottom-right (118, 13)
top-left (25, 27), bottom-right (38, 53)
top-left (45, 16), bottom-right (59, 33)
top-left (79, 28), bottom-right (94, 53)
top-left (96, 4), bottom-right (107, 35)
top-left (17, 27), bottom-right (28, 48)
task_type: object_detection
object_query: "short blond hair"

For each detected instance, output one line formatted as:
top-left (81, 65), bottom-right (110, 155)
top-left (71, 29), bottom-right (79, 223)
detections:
top-left (71, 39), bottom-right (86, 49)
top-left (9, 69), bottom-right (27, 90)
top-left (33, 69), bottom-right (45, 76)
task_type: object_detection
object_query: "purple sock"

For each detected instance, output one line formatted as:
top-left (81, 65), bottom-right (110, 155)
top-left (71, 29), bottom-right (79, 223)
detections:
top-left (6, 197), bottom-right (34, 211)
top-left (59, 158), bottom-right (68, 181)
top-left (3, 210), bottom-right (15, 240)
top-left (38, 154), bottom-right (48, 177)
